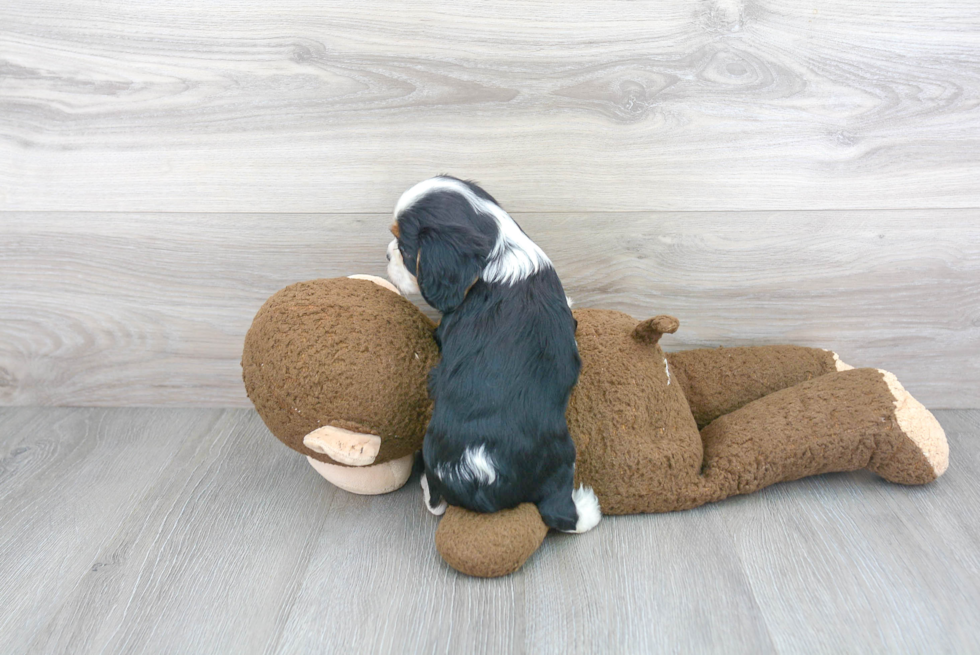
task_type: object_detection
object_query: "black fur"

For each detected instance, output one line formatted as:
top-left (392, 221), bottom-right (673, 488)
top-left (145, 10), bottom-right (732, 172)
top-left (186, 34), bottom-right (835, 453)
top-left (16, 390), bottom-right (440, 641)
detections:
top-left (392, 177), bottom-right (584, 531)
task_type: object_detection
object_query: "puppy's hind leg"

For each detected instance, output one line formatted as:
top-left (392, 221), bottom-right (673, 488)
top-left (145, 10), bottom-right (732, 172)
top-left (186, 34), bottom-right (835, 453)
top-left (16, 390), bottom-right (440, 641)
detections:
top-left (536, 466), bottom-right (601, 534)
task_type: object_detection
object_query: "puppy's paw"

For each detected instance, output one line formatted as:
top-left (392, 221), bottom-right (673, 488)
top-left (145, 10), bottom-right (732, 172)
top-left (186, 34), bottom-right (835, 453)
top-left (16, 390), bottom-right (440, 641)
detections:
top-left (421, 472), bottom-right (448, 516)
top-left (568, 485), bottom-right (602, 533)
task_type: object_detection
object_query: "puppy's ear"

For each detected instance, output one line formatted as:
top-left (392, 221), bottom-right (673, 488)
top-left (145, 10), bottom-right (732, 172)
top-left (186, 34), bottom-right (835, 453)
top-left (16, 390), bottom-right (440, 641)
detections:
top-left (417, 227), bottom-right (485, 314)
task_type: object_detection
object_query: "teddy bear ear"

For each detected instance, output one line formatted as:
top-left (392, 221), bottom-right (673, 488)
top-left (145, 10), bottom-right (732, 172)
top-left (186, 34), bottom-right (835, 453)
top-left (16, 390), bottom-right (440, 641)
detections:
top-left (346, 274), bottom-right (401, 295)
top-left (632, 315), bottom-right (680, 345)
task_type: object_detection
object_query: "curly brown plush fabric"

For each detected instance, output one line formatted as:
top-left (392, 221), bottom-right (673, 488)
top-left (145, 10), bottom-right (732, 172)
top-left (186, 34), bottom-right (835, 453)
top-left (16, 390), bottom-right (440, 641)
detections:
top-left (242, 278), bottom-right (440, 466)
top-left (241, 277), bottom-right (948, 578)
top-left (567, 310), bottom-right (704, 514)
top-left (667, 346), bottom-right (839, 429)
top-left (433, 313), bottom-right (946, 576)
top-left (698, 367), bottom-right (939, 504)
top-left (435, 504), bottom-right (548, 578)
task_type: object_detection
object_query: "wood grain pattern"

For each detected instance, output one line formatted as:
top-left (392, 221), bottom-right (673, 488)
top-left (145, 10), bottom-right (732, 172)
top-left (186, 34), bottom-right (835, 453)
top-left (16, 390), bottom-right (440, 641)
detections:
top-left (721, 409), bottom-right (980, 653)
top-left (2, 210), bottom-right (977, 408)
top-left (27, 410), bottom-right (335, 654)
top-left (276, 509), bottom-right (777, 654)
top-left (0, 407), bottom-right (224, 654)
top-left (1, 407), bottom-right (977, 654)
top-left (2, 0), bottom-right (979, 212)
top-left (0, 213), bottom-right (388, 406)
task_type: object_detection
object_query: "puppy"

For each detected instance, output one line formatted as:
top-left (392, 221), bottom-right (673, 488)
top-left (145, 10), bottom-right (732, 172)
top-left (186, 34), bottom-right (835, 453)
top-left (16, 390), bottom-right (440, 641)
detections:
top-left (386, 176), bottom-right (600, 533)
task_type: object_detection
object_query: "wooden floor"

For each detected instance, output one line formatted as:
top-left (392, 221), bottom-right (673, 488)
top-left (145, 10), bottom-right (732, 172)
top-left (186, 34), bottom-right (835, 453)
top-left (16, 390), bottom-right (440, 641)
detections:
top-left (1, 407), bottom-right (977, 654)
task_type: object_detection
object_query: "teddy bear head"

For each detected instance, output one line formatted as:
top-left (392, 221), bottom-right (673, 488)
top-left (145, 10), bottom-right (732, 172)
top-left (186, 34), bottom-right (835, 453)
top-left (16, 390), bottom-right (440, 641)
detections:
top-left (242, 276), bottom-right (440, 479)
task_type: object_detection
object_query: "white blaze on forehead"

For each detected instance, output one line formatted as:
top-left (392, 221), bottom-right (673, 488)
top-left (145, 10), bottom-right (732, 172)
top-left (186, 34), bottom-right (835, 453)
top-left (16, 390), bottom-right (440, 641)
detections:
top-left (393, 177), bottom-right (551, 286)
top-left (394, 177), bottom-right (459, 219)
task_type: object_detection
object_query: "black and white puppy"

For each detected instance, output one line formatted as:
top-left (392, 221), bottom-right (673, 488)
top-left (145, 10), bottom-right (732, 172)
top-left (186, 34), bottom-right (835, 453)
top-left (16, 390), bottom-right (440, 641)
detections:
top-left (386, 176), bottom-right (600, 533)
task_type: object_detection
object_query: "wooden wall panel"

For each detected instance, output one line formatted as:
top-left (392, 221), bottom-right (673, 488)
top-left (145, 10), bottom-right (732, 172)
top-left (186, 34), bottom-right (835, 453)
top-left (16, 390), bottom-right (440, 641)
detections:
top-left (2, 0), bottom-right (979, 212)
top-left (1, 211), bottom-right (976, 407)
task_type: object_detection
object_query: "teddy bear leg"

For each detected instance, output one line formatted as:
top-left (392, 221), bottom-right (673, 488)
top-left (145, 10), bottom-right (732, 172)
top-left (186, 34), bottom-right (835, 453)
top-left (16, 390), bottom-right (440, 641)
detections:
top-left (696, 368), bottom-right (948, 505)
top-left (435, 504), bottom-right (549, 577)
top-left (666, 345), bottom-right (847, 428)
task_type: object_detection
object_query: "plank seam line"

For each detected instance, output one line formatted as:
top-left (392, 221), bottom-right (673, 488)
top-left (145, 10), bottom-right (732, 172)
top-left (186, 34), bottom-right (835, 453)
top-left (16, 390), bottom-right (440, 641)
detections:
top-left (2, 206), bottom-right (978, 216)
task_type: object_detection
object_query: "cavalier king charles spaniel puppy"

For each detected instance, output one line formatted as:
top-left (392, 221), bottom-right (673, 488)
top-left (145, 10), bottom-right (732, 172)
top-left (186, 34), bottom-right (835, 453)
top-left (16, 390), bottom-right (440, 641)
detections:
top-left (386, 176), bottom-right (601, 534)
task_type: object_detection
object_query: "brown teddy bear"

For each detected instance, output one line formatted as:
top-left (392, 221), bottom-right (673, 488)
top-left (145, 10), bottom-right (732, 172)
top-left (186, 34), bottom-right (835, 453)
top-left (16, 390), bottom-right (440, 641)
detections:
top-left (242, 276), bottom-right (949, 577)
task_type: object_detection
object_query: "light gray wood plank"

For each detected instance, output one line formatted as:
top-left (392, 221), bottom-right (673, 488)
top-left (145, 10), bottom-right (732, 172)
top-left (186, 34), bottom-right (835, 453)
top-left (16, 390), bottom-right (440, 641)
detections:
top-left (27, 410), bottom-right (335, 655)
top-left (1, 408), bottom-right (978, 654)
top-left (719, 409), bottom-right (980, 654)
top-left (2, 0), bottom-right (979, 212)
top-left (0, 407), bottom-right (224, 654)
top-left (274, 486), bottom-right (775, 655)
top-left (916, 410), bottom-right (980, 553)
top-left (518, 510), bottom-right (776, 654)
top-left (2, 210), bottom-right (976, 408)
top-left (0, 213), bottom-right (388, 406)
top-left (557, 211), bottom-right (980, 411)
top-left (0, 405), bottom-right (47, 442)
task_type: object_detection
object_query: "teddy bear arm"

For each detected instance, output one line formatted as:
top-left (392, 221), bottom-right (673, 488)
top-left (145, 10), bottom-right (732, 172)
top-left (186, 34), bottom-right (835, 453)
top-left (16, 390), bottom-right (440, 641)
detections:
top-left (693, 368), bottom-right (948, 506)
top-left (435, 504), bottom-right (548, 577)
top-left (666, 346), bottom-right (843, 429)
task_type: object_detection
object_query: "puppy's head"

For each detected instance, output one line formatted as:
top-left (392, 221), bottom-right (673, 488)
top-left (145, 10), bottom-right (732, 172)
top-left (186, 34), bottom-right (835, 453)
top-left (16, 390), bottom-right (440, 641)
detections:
top-left (387, 177), bottom-right (497, 313)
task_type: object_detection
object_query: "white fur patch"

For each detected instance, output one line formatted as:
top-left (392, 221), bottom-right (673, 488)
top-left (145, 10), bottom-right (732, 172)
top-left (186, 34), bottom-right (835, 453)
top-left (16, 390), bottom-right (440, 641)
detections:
top-left (435, 444), bottom-right (498, 486)
top-left (394, 177), bottom-right (551, 286)
top-left (420, 472), bottom-right (447, 516)
top-left (565, 485), bottom-right (601, 533)
top-left (664, 358), bottom-right (671, 385)
top-left (386, 238), bottom-right (420, 295)
top-left (463, 445), bottom-right (498, 484)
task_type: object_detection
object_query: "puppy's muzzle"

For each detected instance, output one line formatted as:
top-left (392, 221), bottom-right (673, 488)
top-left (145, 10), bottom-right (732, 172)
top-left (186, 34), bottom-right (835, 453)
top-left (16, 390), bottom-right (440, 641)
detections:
top-left (386, 238), bottom-right (420, 295)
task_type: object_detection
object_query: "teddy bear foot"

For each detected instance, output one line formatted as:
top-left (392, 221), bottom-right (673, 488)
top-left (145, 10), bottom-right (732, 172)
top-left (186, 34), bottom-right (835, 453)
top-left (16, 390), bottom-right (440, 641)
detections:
top-left (868, 370), bottom-right (949, 484)
top-left (306, 454), bottom-right (415, 495)
top-left (824, 349), bottom-right (855, 371)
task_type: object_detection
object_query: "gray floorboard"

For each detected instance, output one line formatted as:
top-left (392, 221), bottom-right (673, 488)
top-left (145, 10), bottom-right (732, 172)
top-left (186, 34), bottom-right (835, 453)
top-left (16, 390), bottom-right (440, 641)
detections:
top-left (1, 408), bottom-right (976, 655)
